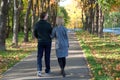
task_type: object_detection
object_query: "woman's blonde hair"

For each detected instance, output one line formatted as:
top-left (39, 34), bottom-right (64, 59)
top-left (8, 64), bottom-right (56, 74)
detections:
top-left (56, 16), bottom-right (64, 26)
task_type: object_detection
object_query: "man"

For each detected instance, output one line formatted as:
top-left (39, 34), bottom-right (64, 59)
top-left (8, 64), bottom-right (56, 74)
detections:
top-left (34, 12), bottom-right (52, 77)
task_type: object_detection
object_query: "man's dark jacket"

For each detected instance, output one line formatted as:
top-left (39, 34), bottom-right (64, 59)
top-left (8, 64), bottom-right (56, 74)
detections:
top-left (34, 20), bottom-right (52, 42)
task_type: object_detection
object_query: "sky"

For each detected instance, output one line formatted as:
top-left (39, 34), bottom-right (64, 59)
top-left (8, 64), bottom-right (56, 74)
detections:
top-left (59, 0), bottom-right (72, 6)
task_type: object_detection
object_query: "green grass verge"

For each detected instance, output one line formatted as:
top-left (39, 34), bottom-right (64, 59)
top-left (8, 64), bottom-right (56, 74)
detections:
top-left (76, 30), bottom-right (120, 80)
top-left (0, 32), bottom-right (37, 77)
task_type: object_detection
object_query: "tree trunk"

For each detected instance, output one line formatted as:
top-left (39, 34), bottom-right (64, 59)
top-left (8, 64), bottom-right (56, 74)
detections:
top-left (12, 0), bottom-right (22, 47)
top-left (0, 0), bottom-right (8, 51)
top-left (49, 1), bottom-right (58, 27)
top-left (47, 0), bottom-right (51, 22)
top-left (24, 0), bottom-right (32, 42)
top-left (95, 3), bottom-right (99, 34)
top-left (36, 0), bottom-right (40, 20)
top-left (87, 0), bottom-right (95, 34)
top-left (91, 11), bottom-right (95, 34)
top-left (82, 9), bottom-right (86, 30)
top-left (31, 0), bottom-right (36, 39)
top-left (98, 6), bottom-right (104, 38)
top-left (91, 0), bottom-right (95, 34)
top-left (88, 9), bottom-right (92, 33)
top-left (6, 1), bottom-right (11, 38)
top-left (85, 14), bottom-right (89, 31)
top-left (40, 0), bottom-right (44, 12)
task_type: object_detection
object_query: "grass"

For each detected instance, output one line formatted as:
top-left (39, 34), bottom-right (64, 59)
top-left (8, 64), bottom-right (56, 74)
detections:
top-left (76, 30), bottom-right (120, 80)
top-left (0, 32), bottom-right (37, 78)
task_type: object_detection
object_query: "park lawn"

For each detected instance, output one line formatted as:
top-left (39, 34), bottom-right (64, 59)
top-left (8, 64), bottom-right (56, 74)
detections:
top-left (0, 32), bottom-right (37, 78)
top-left (76, 31), bottom-right (120, 80)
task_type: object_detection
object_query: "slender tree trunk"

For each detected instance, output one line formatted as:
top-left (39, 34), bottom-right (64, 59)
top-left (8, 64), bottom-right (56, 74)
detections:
top-left (24, 0), bottom-right (32, 42)
top-left (31, 0), bottom-right (36, 39)
top-left (0, 0), bottom-right (8, 51)
top-left (47, 0), bottom-right (51, 22)
top-left (40, 0), bottom-right (44, 12)
top-left (6, 1), bottom-right (11, 38)
top-left (87, 0), bottom-right (95, 34)
top-left (82, 0), bottom-right (87, 30)
top-left (12, 0), bottom-right (22, 47)
top-left (18, 0), bottom-right (23, 32)
top-left (49, 1), bottom-right (58, 27)
top-left (36, 0), bottom-right (40, 20)
top-left (95, 3), bottom-right (99, 34)
top-left (88, 10), bottom-right (92, 33)
top-left (98, 6), bottom-right (104, 38)
top-left (85, 14), bottom-right (89, 31)
top-left (91, 11), bottom-right (95, 34)
top-left (91, 0), bottom-right (95, 34)
top-left (51, 5), bottom-right (57, 27)
top-left (12, 1), bottom-right (14, 34)
top-left (12, 0), bottom-right (19, 47)
top-left (82, 9), bottom-right (86, 30)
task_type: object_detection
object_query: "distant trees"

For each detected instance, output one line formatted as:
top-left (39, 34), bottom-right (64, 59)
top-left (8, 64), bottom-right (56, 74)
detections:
top-left (75, 0), bottom-right (120, 37)
top-left (78, 0), bottom-right (104, 37)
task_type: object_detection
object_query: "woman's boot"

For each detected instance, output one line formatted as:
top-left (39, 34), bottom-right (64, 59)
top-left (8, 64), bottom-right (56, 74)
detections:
top-left (58, 57), bottom-right (66, 77)
top-left (61, 69), bottom-right (66, 77)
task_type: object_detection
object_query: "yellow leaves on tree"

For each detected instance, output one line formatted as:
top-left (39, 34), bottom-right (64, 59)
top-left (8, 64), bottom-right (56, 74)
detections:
top-left (110, 0), bottom-right (120, 12)
top-left (50, 0), bottom-right (56, 5)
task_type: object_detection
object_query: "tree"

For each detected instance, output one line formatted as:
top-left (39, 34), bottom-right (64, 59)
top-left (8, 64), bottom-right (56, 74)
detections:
top-left (96, 0), bottom-right (117, 37)
top-left (76, 0), bottom-right (104, 37)
top-left (24, 0), bottom-right (32, 42)
top-left (12, 0), bottom-right (22, 47)
top-left (6, 0), bottom-right (12, 38)
top-left (0, 0), bottom-right (8, 50)
top-left (97, 4), bottom-right (104, 38)
top-left (31, 0), bottom-right (37, 39)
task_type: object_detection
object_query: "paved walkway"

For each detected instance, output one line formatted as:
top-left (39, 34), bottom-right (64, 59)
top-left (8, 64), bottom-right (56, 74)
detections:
top-left (1, 32), bottom-right (91, 80)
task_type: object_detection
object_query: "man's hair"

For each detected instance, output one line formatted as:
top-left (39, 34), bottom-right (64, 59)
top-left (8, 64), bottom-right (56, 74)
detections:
top-left (40, 12), bottom-right (47, 19)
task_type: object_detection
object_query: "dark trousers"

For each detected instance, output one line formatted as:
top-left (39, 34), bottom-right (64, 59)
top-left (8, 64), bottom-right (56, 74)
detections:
top-left (37, 42), bottom-right (51, 73)
top-left (58, 57), bottom-right (66, 70)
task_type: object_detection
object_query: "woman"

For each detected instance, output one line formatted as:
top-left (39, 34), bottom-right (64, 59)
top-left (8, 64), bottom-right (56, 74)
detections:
top-left (51, 16), bottom-right (69, 77)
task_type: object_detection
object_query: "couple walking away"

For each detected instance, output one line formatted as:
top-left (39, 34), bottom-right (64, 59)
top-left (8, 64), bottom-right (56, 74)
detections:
top-left (34, 12), bottom-right (69, 77)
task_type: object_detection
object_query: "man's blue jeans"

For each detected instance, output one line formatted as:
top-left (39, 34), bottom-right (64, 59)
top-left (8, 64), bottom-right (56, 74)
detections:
top-left (37, 41), bottom-right (51, 73)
